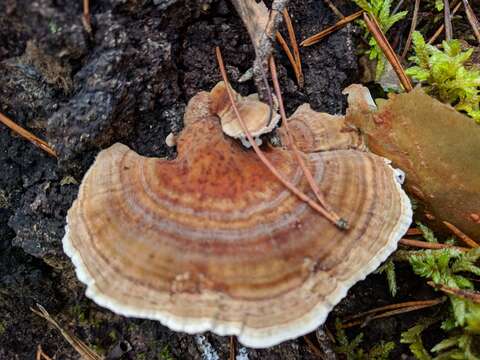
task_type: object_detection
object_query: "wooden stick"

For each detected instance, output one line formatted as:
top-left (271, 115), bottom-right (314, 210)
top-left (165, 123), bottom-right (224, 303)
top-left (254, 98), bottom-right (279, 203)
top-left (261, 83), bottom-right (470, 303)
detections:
top-left (275, 32), bottom-right (303, 87)
top-left (443, 221), bottom-right (479, 248)
top-left (341, 298), bottom-right (445, 328)
top-left (363, 13), bottom-right (413, 91)
top-left (323, 0), bottom-right (345, 19)
top-left (461, 0), bottom-right (480, 43)
top-left (399, 238), bottom-right (469, 251)
top-left (428, 282), bottom-right (480, 303)
top-left (401, 0), bottom-right (421, 59)
top-left (31, 304), bottom-right (103, 360)
top-left (82, 0), bottom-right (92, 33)
top-left (282, 9), bottom-right (304, 87)
top-left (83, 0), bottom-right (89, 16)
top-left (36, 345), bottom-right (53, 360)
top-left (229, 336), bottom-right (236, 360)
top-left (393, 0), bottom-right (406, 15)
top-left (406, 227), bottom-right (423, 236)
top-left (269, 57), bottom-right (346, 228)
top-left (252, 0), bottom-right (290, 102)
top-left (343, 299), bottom-right (445, 321)
top-left (0, 111), bottom-right (56, 157)
top-left (216, 47), bottom-right (343, 228)
top-left (428, 1), bottom-right (462, 44)
top-left (443, 0), bottom-right (453, 41)
top-left (303, 336), bottom-right (325, 358)
top-left (301, 11), bottom-right (363, 47)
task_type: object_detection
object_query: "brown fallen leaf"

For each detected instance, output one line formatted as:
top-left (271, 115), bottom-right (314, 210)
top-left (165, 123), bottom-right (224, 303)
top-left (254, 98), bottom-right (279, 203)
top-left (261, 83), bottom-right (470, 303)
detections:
top-left (344, 85), bottom-right (480, 240)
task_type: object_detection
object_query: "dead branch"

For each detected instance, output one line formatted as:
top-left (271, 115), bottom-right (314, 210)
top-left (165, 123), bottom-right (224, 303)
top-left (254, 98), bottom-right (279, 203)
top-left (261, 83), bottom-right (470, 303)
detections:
top-left (363, 13), bottom-right (413, 91)
top-left (401, 0), bottom-right (421, 59)
top-left (31, 304), bottom-right (103, 360)
top-left (0, 111), bottom-right (57, 157)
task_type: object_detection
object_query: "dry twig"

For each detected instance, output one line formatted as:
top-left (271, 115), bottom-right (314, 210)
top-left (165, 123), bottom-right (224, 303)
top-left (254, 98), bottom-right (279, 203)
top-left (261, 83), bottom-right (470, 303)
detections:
top-left (229, 336), bottom-right (236, 360)
top-left (341, 298), bottom-right (445, 328)
top-left (301, 11), bottom-right (363, 47)
top-left (281, 9), bottom-right (304, 87)
top-left (269, 57), bottom-right (346, 228)
top-left (443, 0), bottom-right (453, 41)
top-left (363, 13), bottom-right (413, 91)
top-left (428, 1), bottom-right (461, 44)
top-left (230, 0), bottom-right (288, 100)
top-left (36, 345), bottom-right (53, 360)
top-left (406, 227), bottom-right (423, 236)
top-left (399, 238), bottom-right (469, 251)
top-left (461, 0), bottom-right (480, 43)
top-left (275, 32), bottom-right (300, 81)
top-left (82, 0), bottom-right (92, 33)
top-left (0, 111), bottom-right (57, 157)
top-left (31, 304), bottom-right (103, 360)
top-left (443, 221), bottom-right (479, 248)
top-left (323, 0), bottom-right (345, 19)
top-left (216, 47), bottom-right (342, 228)
top-left (303, 335), bottom-right (325, 358)
top-left (401, 0), bottom-right (421, 59)
top-left (428, 282), bottom-right (480, 303)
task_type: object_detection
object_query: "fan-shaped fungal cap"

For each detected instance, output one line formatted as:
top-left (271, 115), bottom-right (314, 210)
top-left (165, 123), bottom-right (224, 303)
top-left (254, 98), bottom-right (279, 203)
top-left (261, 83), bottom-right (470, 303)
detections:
top-left (64, 90), bottom-right (412, 348)
top-left (279, 103), bottom-right (366, 152)
top-left (210, 81), bottom-right (280, 140)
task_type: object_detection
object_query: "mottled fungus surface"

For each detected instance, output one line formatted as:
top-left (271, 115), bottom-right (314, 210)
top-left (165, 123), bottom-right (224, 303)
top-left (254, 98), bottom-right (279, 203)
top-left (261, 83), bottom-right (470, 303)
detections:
top-left (64, 89), bottom-right (412, 348)
top-left (279, 103), bottom-right (366, 153)
top-left (210, 81), bottom-right (280, 141)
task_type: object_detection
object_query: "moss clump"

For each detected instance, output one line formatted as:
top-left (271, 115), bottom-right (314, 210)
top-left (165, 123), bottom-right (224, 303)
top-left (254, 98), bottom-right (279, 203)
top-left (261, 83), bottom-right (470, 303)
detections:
top-left (406, 32), bottom-right (480, 123)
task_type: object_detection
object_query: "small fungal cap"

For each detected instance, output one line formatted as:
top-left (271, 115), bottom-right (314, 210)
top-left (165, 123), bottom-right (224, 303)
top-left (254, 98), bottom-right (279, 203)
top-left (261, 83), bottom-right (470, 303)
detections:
top-left (342, 84), bottom-right (377, 113)
top-left (64, 89), bottom-right (412, 348)
top-left (210, 81), bottom-right (280, 139)
top-left (165, 132), bottom-right (176, 147)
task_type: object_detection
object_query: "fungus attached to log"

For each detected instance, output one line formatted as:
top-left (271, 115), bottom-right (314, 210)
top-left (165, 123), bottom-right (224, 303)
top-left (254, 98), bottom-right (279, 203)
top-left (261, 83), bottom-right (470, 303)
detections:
top-left (278, 103), bottom-right (366, 153)
top-left (64, 88), bottom-right (412, 348)
top-left (210, 81), bottom-right (280, 142)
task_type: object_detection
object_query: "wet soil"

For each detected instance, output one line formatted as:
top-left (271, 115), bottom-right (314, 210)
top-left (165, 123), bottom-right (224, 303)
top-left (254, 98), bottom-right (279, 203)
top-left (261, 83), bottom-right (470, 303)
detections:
top-left (0, 0), bottom-right (440, 358)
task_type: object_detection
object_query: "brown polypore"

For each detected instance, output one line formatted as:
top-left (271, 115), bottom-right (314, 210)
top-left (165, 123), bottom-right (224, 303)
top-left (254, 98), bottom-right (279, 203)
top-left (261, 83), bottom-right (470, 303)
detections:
top-left (278, 103), bottom-right (366, 153)
top-left (210, 81), bottom-right (280, 141)
top-left (64, 89), bottom-right (411, 348)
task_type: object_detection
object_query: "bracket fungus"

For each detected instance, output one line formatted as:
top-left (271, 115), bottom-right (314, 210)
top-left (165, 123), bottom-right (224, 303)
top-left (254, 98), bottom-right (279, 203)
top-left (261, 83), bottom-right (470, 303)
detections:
top-left (278, 103), bottom-right (366, 153)
top-left (210, 81), bottom-right (280, 145)
top-left (64, 87), bottom-right (412, 348)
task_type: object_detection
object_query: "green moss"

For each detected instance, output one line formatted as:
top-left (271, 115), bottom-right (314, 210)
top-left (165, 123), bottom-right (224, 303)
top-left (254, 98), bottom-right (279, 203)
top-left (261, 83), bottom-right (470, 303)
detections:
top-left (376, 259), bottom-right (397, 297)
top-left (91, 344), bottom-right (106, 356)
top-left (400, 224), bottom-right (480, 358)
top-left (108, 329), bottom-right (118, 342)
top-left (0, 321), bottom-right (7, 335)
top-left (70, 304), bottom-right (87, 325)
top-left (352, 0), bottom-right (407, 79)
top-left (406, 32), bottom-right (480, 123)
top-left (69, 304), bottom-right (103, 329)
top-left (334, 318), bottom-right (395, 359)
top-left (158, 344), bottom-right (174, 360)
